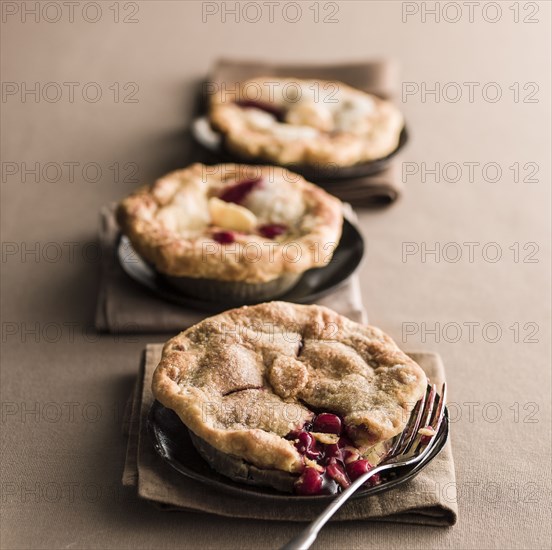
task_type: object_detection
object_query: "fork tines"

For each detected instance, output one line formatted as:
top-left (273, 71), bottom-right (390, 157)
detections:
top-left (389, 382), bottom-right (446, 459)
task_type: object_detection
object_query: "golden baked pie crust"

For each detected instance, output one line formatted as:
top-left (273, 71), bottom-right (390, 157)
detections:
top-left (210, 77), bottom-right (404, 167)
top-left (152, 302), bottom-right (427, 473)
top-left (116, 164), bottom-right (343, 283)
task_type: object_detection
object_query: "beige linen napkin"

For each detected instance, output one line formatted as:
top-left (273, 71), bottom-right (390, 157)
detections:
top-left (95, 205), bottom-right (367, 333)
top-left (122, 345), bottom-right (457, 526)
top-left (199, 58), bottom-right (404, 207)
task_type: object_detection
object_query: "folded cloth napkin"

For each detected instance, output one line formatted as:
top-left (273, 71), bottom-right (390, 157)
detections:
top-left (122, 345), bottom-right (457, 526)
top-left (196, 58), bottom-right (405, 207)
top-left (95, 205), bottom-right (367, 333)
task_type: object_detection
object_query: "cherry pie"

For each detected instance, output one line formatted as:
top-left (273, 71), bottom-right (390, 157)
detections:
top-left (152, 302), bottom-right (427, 495)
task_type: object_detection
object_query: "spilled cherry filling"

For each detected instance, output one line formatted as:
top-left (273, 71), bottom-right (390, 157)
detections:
top-left (288, 412), bottom-right (381, 496)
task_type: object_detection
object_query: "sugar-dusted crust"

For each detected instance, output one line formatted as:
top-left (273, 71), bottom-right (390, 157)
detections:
top-left (152, 302), bottom-right (427, 473)
top-left (210, 77), bottom-right (404, 167)
top-left (116, 163), bottom-right (343, 283)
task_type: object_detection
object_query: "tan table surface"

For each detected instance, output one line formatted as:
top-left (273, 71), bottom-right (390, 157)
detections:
top-left (1, 2), bottom-right (550, 549)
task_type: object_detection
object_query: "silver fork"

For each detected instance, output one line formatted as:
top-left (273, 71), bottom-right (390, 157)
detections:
top-left (281, 383), bottom-right (447, 550)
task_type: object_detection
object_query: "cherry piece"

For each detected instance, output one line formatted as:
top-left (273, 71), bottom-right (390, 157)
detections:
top-left (294, 467), bottom-right (323, 495)
top-left (370, 472), bottom-right (381, 485)
top-left (295, 432), bottom-right (320, 459)
top-left (219, 178), bottom-right (263, 204)
top-left (324, 443), bottom-right (343, 462)
top-left (326, 460), bottom-right (350, 489)
top-left (337, 435), bottom-right (354, 448)
top-left (236, 100), bottom-right (284, 121)
top-left (212, 231), bottom-right (235, 244)
top-left (420, 434), bottom-right (432, 445)
top-left (259, 223), bottom-right (288, 239)
top-left (313, 413), bottom-right (342, 435)
top-left (345, 460), bottom-right (374, 482)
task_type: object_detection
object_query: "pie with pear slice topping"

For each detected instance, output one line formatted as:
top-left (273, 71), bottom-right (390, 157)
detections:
top-left (209, 77), bottom-right (404, 167)
top-left (116, 163), bottom-right (343, 288)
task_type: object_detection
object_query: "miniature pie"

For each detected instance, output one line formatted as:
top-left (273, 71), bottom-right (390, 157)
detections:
top-left (152, 302), bottom-right (427, 495)
top-left (209, 77), bottom-right (404, 167)
top-left (116, 164), bottom-right (343, 301)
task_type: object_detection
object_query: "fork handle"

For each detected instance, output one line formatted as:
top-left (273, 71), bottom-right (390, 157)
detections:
top-left (280, 530), bottom-right (318, 550)
top-left (280, 467), bottom-right (383, 550)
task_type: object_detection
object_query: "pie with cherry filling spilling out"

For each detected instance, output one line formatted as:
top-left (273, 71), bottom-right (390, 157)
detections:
top-left (116, 163), bottom-right (343, 302)
top-left (152, 302), bottom-right (427, 495)
top-left (209, 77), bottom-right (405, 168)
